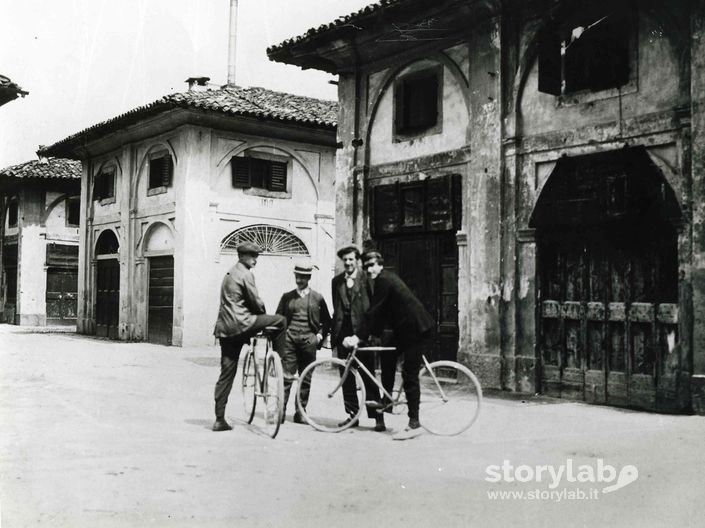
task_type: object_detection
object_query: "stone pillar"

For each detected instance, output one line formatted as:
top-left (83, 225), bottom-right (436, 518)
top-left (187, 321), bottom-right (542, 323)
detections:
top-left (16, 186), bottom-right (47, 326)
top-left (463, 17), bottom-right (503, 388)
top-left (76, 161), bottom-right (91, 334)
top-left (334, 72), bottom-right (358, 274)
top-left (689, 0), bottom-right (705, 413)
top-left (178, 127), bottom-right (214, 347)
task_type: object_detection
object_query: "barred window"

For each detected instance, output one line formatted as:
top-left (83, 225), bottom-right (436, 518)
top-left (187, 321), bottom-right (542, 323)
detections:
top-left (221, 224), bottom-right (308, 256)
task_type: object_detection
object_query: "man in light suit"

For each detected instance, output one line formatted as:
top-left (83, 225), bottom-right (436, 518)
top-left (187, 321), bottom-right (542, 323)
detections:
top-left (344, 250), bottom-right (435, 436)
top-left (212, 242), bottom-right (286, 432)
top-left (276, 263), bottom-right (331, 423)
top-left (331, 245), bottom-right (385, 431)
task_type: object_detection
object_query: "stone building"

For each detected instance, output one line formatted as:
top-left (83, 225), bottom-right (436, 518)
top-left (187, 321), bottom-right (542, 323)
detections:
top-left (268, 0), bottom-right (705, 413)
top-left (0, 157), bottom-right (81, 325)
top-left (40, 84), bottom-right (337, 346)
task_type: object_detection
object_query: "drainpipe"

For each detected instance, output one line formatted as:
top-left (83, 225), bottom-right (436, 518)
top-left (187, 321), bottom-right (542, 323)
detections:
top-left (227, 0), bottom-right (238, 85)
top-left (350, 39), bottom-right (363, 244)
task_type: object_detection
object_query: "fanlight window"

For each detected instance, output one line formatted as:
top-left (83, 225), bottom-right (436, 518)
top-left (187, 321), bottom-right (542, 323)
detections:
top-left (221, 224), bottom-right (309, 256)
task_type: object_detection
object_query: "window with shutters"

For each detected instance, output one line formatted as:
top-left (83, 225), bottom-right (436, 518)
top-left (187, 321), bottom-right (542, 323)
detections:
top-left (66, 197), bottom-right (80, 227)
top-left (7, 199), bottom-right (18, 227)
top-left (231, 155), bottom-right (289, 195)
top-left (94, 166), bottom-right (115, 202)
top-left (148, 152), bottom-right (174, 194)
top-left (393, 66), bottom-right (443, 141)
top-left (538, 6), bottom-right (636, 99)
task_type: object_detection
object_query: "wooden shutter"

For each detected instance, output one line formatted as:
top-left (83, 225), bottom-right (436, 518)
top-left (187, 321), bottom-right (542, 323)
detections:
top-left (231, 157), bottom-right (251, 188)
top-left (161, 156), bottom-right (173, 187)
top-left (538, 29), bottom-right (562, 96)
top-left (268, 161), bottom-right (287, 192)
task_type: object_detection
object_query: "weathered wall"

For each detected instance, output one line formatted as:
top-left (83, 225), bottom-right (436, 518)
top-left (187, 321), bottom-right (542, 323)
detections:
top-left (78, 120), bottom-right (337, 347)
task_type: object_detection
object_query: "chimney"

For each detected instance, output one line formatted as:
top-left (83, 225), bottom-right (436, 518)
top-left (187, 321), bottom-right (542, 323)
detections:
top-left (185, 77), bottom-right (211, 91)
top-left (227, 0), bottom-right (239, 85)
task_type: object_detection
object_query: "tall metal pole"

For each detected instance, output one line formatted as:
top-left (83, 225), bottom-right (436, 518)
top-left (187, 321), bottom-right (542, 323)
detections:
top-left (227, 0), bottom-right (238, 85)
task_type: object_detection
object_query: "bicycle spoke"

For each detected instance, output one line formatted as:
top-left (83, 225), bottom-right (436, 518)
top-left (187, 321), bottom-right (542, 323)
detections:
top-left (261, 352), bottom-right (284, 438)
top-left (241, 349), bottom-right (257, 424)
top-left (297, 358), bottom-right (365, 432)
top-left (418, 361), bottom-right (482, 436)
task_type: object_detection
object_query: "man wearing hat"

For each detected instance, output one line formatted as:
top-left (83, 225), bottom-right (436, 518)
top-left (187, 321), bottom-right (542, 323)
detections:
top-left (212, 241), bottom-right (287, 432)
top-left (275, 262), bottom-right (331, 423)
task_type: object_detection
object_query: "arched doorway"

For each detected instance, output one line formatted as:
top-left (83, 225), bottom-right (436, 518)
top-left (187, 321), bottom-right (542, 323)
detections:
top-left (143, 223), bottom-right (175, 345)
top-left (95, 230), bottom-right (120, 339)
top-left (220, 224), bottom-right (309, 311)
top-left (530, 147), bottom-right (685, 411)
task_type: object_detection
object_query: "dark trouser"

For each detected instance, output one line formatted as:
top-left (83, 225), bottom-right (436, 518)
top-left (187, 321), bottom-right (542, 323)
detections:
top-left (337, 317), bottom-right (381, 419)
top-left (281, 330), bottom-right (318, 414)
top-left (213, 314), bottom-right (287, 419)
top-left (395, 332), bottom-right (429, 420)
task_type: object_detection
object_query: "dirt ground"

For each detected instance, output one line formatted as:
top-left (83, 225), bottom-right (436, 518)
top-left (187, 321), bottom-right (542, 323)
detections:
top-left (1, 327), bottom-right (704, 527)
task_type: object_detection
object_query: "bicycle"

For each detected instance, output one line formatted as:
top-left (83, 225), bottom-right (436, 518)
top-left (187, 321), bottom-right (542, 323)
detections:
top-left (239, 326), bottom-right (285, 438)
top-left (295, 345), bottom-right (482, 436)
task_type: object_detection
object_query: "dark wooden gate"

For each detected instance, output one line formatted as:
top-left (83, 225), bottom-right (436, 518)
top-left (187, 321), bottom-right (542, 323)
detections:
top-left (532, 147), bottom-right (685, 411)
top-left (378, 233), bottom-right (458, 361)
top-left (46, 269), bottom-right (78, 324)
top-left (45, 244), bottom-right (78, 325)
top-left (96, 259), bottom-right (120, 338)
top-left (147, 256), bottom-right (174, 345)
top-left (372, 174), bottom-right (461, 362)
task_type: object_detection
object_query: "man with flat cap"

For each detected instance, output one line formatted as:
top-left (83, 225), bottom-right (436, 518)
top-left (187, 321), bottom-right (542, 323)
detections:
top-left (212, 241), bottom-right (287, 432)
top-left (275, 262), bottom-right (331, 423)
top-left (344, 250), bottom-right (435, 439)
top-left (331, 245), bottom-right (386, 432)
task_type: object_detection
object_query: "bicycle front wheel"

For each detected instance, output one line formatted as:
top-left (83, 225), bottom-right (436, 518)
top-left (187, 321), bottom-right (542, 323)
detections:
top-left (297, 358), bottom-right (365, 433)
top-left (418, 361), bottom-right (482, 436)
top-left (262, 351), bottom-right (284, 439)
top-left (241, 348), bottom-right (256, 424)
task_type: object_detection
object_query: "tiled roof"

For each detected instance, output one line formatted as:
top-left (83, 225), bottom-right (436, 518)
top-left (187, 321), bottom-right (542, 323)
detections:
top-left (268, 0), bottom-right (409, 55)
top-left (0, 157), bottom-right (81, 180)
top-left (0, 74), bottom-right (28, 106)
top-left (40, 85), bottom-right (337, 157)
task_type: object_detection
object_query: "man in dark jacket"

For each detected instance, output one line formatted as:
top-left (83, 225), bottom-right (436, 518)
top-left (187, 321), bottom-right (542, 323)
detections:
top-left (331, 245), bottom-right (385, 431)
top-left (212, 242), bottom-right (286, 432)
top-left (276, 263), bottom-right (331, 423)
top-left (344, 250), bottom-right (435, 436)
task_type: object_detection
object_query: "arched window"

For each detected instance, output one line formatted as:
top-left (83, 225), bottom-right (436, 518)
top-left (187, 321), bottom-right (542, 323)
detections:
top-left (96, 230), bottom-right (120, 255)
top-left (221, 224), bottom-right (309, 256)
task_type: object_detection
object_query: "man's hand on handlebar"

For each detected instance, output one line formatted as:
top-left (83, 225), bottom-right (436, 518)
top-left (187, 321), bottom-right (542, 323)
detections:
top-left (342, 335), bottom-right (360, 349)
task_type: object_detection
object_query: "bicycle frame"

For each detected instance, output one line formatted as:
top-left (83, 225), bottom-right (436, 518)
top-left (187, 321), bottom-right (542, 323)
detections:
top-left (251, 334), bottom-right (273, 395)
top-left (331, 346), bottom-right (448, 411)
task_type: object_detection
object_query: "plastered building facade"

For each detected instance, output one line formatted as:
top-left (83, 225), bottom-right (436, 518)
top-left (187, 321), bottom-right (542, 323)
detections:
top-left (269, 0), bottom-right (705, 413)
top-left (42, 86), bottom-right (337, 347)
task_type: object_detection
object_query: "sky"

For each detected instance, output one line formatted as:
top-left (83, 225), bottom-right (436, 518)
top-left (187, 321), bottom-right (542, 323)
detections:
top-left (0, 0), bottom-right (373, 168)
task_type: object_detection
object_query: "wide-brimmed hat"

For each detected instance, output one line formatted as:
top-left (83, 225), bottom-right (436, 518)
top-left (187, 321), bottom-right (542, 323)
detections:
top-left (294, 262), bottom-right (314, 276)
top-left (237, 242), bottom-right (261, 256)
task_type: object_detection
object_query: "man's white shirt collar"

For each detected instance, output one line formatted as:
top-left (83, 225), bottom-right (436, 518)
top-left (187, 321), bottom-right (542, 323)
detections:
top-left (297, 287), bottom-right (310, 297)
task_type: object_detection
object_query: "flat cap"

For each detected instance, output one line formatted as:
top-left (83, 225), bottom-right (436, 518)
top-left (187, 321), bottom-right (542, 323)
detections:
top-left (336, 245), bottom-right (361, 259)
top-left (237, 242), bottom-right (261, 255)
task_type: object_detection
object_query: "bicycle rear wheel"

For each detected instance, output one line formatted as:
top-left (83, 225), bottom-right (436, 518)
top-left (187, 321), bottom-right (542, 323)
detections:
top-left (262, 351), bottom-right (284, 438)
top-left (418, 360), bottom-right (482, 436)
top-left (241, 348), bottom-right (256, 424)
top-left (296, 358), bottom-right (365, 433)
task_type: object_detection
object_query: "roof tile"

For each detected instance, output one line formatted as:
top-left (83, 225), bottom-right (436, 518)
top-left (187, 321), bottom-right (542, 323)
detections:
top-left (0, 157), bottom-right (81, 180)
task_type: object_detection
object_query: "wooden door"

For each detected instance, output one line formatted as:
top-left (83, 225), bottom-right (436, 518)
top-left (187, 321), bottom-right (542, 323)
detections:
top-left (148, 256), bottom-right (174, 345)
top-left (46, 269), bottom-right (78, 324)
top-left (96, 259), bottom-right (119, 338)
top-left (379, 232), bottom-right (458, 362)
top-left (538, 226), bottom-right (681, 411)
